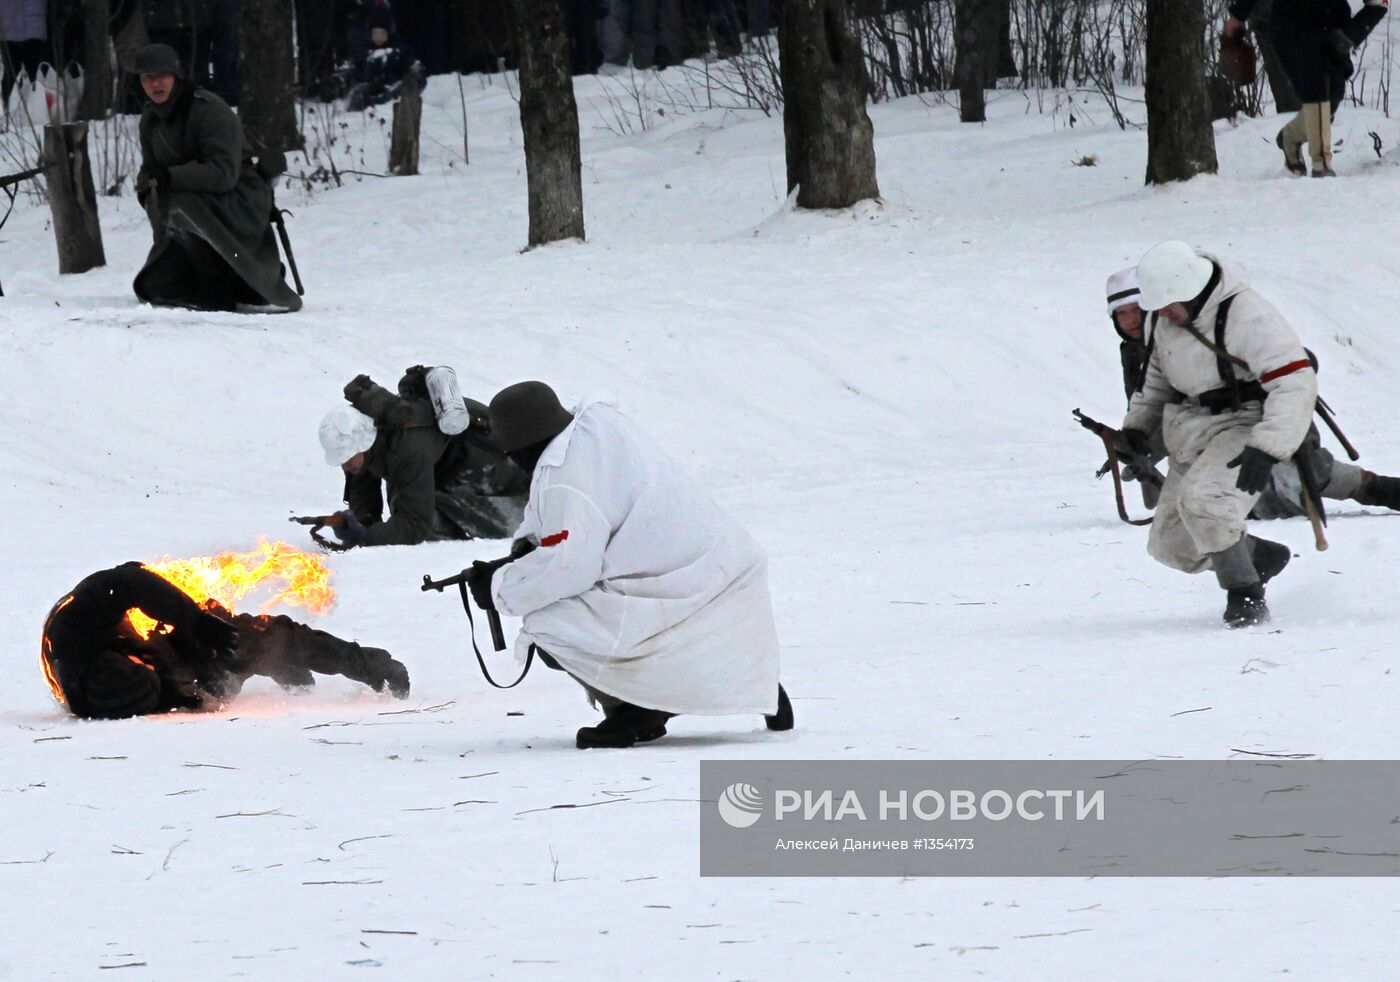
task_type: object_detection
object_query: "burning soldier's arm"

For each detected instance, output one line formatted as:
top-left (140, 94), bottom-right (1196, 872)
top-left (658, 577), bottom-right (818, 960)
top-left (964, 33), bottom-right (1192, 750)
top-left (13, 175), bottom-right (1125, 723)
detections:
top-left (59, 562), bottom-right (208, 636)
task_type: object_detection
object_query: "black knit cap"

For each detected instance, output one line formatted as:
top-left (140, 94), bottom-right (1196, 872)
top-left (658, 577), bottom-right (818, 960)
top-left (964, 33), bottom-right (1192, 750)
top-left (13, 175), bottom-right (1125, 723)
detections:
top-left (488, 382), bottom-right (574, 453)
top-left (130, 43), bottom-right (184, 78)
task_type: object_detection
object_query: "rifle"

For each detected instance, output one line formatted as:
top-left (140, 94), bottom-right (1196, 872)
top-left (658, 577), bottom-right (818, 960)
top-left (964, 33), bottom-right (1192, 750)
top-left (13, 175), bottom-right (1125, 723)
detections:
top-left (289, 513), bottom-right (347, 552)
top-left (1073, 409), bottom-right (1160, 525)
top-left (421, 540), bottom-right (538, 689)
top-left (1314, 396), bottom-right (1359, 462)
top-left (272, 208), bottom-right (304, 296)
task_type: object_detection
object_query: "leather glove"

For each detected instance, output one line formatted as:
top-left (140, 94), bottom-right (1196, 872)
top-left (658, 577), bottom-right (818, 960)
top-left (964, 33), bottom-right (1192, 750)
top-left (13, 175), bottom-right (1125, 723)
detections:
top-left (193, 611), bottom-right (239, 660)
top-left (1227, 446), bottom-right (1279, 494)
top-left (343, 374), bottom-right (375, 402)
top-left (465, 557), bottom-right (512, 611)
top-left (1115, 427), bottom-right (1150, 458)
top-left (331, 509), bottom-right (369, 548)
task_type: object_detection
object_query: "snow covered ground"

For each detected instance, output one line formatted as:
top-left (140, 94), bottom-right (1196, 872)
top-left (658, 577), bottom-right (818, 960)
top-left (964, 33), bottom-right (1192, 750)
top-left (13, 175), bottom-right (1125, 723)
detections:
top-left (4, 67), bottom-right (1400, 979)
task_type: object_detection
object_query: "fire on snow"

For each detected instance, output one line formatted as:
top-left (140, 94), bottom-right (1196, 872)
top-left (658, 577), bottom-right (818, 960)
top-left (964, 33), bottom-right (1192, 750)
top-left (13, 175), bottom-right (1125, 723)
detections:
top-left (128, 540), bottom-right (335, 638)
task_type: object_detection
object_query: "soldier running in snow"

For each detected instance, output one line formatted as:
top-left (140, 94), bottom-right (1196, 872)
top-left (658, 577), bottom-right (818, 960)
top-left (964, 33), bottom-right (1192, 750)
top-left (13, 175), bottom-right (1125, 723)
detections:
top-left (462, 382), bottom-right (794, 749)
top-left (40, 562), bottom-right (408, 720)
top-left (313, 369), bottom-right (531, 549)
top-left (1105, 266), bottom-right (1400, 519)
top-left (1120, 242), bottom-right (1322, 628)
top-left (130, 43), bottom-right (302, 312)
top-left (1225, 0), bottom-right (1389, 177)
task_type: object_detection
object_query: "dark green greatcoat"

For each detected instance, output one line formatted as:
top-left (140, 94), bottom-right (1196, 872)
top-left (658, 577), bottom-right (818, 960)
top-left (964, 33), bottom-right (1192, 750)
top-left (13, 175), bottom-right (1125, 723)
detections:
top-left (134, 83), bottom-right (301, 312)
top-left (343, 381), bottom-right (530, 546)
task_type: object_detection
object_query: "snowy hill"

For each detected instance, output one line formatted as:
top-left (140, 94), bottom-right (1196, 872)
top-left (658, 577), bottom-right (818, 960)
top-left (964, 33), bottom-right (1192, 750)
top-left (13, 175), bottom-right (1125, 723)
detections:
top-left (3, 71), bottom-right (1400, 978)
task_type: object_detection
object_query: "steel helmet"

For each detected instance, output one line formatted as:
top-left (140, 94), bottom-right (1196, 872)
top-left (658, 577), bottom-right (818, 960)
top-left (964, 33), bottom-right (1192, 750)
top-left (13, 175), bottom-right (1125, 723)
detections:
top-left (319, 406), bottom-right (377, 466)
top-left (1105, 267), bottom-right (1140, 316)
top-left (130, 43), bottom-right (185, 78)
top-left (1135, 241), bottom-right (1214, 311)
top-left (487, 381), bottom-right (574, 453)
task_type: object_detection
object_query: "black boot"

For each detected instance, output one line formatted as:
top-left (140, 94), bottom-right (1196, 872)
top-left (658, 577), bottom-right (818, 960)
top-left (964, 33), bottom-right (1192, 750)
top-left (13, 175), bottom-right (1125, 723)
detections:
top-left (1212, 537), bottom-right (1269, 628)
top-left (1355, 471), bottom-right (1400, 510)
top-left (360, 647), bottom-right (410, 698)
top-left (576, 703), bottom-right (672, 749)
top-left (1224, 585), bottom-right (1269, 628)
top-left (1248, 536), bottom-right (1291, 585)
top-left (765, 685), bottom-right (794, 731)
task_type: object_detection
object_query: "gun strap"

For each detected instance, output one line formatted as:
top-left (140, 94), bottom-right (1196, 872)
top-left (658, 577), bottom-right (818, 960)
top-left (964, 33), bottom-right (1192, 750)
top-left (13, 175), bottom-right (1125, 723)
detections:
top-left (455, 581), bottom-right (533, 688)
top-left (1094, 430), bottom-right (1154, 526)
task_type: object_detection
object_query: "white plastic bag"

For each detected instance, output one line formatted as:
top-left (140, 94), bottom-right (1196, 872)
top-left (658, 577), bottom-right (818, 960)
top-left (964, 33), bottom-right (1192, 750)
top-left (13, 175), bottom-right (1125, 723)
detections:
top-left (38, 63), bottom-right (85, 124)
top-left (4, 67), bottom-right (49, 127)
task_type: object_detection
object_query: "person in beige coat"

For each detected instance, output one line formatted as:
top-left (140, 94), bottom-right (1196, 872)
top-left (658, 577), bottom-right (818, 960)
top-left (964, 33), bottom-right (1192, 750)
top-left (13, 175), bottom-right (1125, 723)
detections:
top-left (1120, 242), bottom-right (1318, 627)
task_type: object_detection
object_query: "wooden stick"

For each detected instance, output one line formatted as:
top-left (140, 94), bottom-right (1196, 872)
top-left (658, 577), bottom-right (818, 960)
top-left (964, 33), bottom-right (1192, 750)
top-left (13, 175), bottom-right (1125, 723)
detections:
top-left (1303, 491), bottom-right (1329, 551)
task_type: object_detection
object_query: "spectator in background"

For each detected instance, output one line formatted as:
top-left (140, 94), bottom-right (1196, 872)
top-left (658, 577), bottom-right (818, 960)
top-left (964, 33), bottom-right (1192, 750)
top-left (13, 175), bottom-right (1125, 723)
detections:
top-left (343, 7), bottom-right (423, 110)
top-left (1225, 0), bottom-right (1388, 177)
top-left (343, 0), bottom-right (393, 68)
top-left (1, 0), bottom-right (51, 103)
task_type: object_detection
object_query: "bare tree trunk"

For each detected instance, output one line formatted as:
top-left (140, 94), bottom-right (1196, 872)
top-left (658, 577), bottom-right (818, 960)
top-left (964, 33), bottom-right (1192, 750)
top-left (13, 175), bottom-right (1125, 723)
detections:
top-left (955, 0), bottom-right (996, 123)
top-left (237, 0), bottom-right (301, 154)
top-left (78, 0), bottom-right (113, 121)
top-left (511, 0), bottom-right (585, 247)
top-left (778, 0), bottom-right (880, 209)
top-left (389, 70), bottom-right (423, 176)
top-left (44, 123), bottom-right (106, 274)
top-left (1145, 0), bottom-right (1218, 184)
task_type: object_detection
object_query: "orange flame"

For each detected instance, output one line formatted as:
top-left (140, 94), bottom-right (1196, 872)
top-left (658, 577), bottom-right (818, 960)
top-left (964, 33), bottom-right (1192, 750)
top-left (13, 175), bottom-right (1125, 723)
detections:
top-left (128, 540), bottom-right (335, 639)
top-left (39, 595), bottom-right (74, 706)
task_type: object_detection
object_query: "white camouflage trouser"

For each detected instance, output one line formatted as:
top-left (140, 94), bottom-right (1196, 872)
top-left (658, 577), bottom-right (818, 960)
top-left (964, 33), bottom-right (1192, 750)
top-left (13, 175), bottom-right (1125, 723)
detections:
top-left (1149, 412), bottom-right (1263, 574)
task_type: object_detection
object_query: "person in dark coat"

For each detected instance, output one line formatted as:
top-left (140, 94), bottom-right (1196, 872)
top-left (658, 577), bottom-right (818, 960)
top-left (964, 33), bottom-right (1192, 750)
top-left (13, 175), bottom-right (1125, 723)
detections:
top-left (314, 370), bottom-right (531, 549)
top-left (40, 562), bottom-right (409, 720)
top-left (344, 8), bottom-right (423, 110)
top-left (1226, 0), bottom-right (1388, 176)
top-left (130, 43), bottom-right (302, 312)
top-left (0, 0), bottom-right (50, 104)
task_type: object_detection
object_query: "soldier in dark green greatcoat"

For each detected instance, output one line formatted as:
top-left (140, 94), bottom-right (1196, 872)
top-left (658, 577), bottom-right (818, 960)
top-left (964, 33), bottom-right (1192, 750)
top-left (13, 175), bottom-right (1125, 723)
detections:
top-left (313, 370), bottom-right (531, 549)
top-left (130, 43), bottom-right (301, 313)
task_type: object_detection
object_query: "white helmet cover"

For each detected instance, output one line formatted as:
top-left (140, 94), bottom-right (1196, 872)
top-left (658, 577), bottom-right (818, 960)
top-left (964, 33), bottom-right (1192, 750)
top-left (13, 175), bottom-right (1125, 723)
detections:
top-left (1105, 267), bottom-right (1141, 316)
top-left (319, 406), bottom-right (377, 466)
top-left (1135, 240), bottom-right (1214, 311)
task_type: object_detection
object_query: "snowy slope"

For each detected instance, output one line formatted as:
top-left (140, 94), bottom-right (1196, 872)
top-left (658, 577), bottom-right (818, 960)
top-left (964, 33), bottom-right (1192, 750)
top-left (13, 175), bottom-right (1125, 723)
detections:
top-left (4, 70), bottom-right (1400, 979)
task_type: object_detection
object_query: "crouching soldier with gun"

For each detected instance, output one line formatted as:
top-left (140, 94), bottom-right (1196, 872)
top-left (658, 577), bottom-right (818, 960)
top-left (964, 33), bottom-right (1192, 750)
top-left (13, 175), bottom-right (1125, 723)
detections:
top-left (1113, 242), bottom-right (1326, 629)
top-left (1087, 266), bottom-right (1400, 529)
top-left (422, 381), bottom-right (794, 750)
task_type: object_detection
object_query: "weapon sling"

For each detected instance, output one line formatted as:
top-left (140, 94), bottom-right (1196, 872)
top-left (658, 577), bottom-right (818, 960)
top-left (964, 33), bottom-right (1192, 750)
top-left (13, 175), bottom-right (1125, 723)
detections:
top-left (1094, 430), bottom-right (1154, 527)
top-left (422, 570), bottom-right (535, 689)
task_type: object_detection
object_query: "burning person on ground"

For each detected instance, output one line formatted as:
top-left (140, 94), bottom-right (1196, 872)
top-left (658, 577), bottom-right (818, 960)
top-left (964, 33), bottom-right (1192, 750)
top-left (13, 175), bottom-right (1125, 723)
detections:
top-left (40, 553), bottom-right (408, 720)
